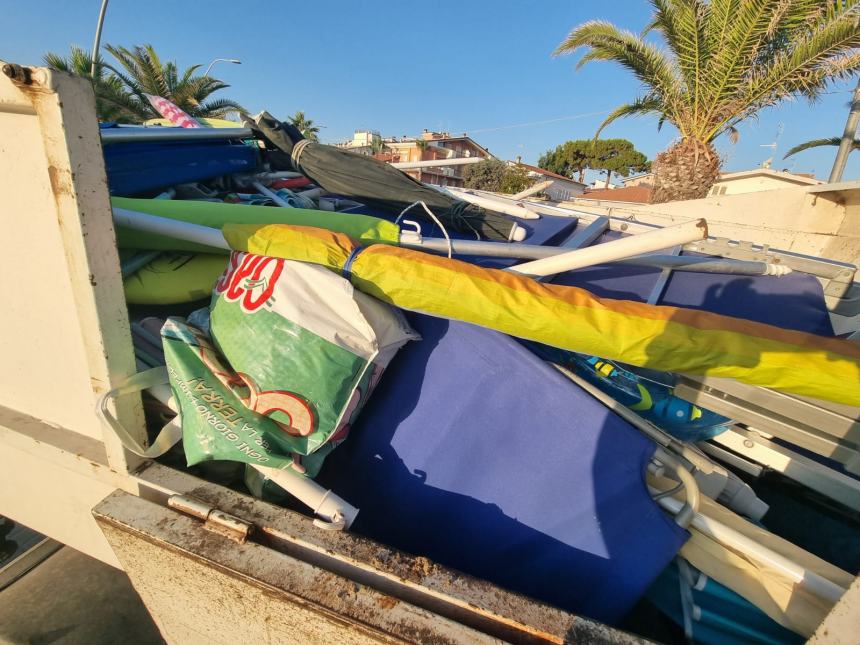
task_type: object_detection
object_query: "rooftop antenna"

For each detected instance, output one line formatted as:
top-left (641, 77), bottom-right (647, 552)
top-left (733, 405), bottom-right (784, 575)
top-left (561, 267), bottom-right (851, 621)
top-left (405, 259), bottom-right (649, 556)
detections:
top-left (759, 122), bottom-right (784, 169)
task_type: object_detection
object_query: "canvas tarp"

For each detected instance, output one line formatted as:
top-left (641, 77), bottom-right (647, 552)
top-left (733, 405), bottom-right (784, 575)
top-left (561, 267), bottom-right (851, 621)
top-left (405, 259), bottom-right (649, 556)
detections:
top-left (247, 112), bottom-right (520, 242)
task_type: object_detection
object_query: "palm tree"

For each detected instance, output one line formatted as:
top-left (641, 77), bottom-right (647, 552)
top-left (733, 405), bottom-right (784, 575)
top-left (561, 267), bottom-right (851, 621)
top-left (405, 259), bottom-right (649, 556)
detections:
top-left (42, 46), bottom-right (138, 122)
top-left (43, 44), bottom-right (245, 122)
top-left (555, 1), bottom-right (860, 202)
top-left (103, 44), bottom-right (245, 120)
top-left (288, 111), bottom-right (320, 141)
top-left (785, 136), bottom-right (860, 158)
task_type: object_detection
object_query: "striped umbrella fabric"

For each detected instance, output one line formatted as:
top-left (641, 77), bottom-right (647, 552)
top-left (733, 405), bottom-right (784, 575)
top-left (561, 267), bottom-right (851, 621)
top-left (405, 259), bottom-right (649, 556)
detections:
top-left (144, 94), bottom-right (201, 129)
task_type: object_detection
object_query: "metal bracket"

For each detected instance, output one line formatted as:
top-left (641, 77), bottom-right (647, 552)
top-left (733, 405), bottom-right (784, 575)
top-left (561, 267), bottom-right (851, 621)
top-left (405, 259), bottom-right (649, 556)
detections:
top-left (167, 494), bottom-right (253, 543)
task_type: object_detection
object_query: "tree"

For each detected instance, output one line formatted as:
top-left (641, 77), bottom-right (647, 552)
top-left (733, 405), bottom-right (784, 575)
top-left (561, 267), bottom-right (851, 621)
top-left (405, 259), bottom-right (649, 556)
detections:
top-left (463, 159), bottom-right (535, 194)
top-left (500, 164), bottom-right (533, 194)
top-left (538, 140), bottom-right (594, 182)
top-left (539, 138), bottom-right (650, 186)
top-left (555, 1), bottom-right (860, 202)
top-left (591, 139), bottom-right (651, 187)
top-left (43, 44), bottom-right (245, 122)
top-left (784, 137), bottom-right (860, 158)
top-left (104, 44), bottom-right (244, 120)
top-left (288, 111), bottom-right (320, 141)
top-left (463, 159), bottom-right (507, 192)
top-left (42, 46), bottom-right (138, 122)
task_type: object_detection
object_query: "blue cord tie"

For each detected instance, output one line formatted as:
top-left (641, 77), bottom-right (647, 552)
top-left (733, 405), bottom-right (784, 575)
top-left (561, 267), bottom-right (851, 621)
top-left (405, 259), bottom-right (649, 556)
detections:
top-left (342, 246), bottom-right (365, 280)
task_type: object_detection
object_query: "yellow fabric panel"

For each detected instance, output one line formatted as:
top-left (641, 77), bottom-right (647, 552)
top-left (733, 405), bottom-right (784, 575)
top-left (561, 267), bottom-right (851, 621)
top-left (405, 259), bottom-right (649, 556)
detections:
top-left (221, 223), bottom-right (860, 406)
top-left (224, 224), bottom-right (354, 272)
top-left (353, 245), bottom-right (860, 405)
top-left (124, 253), bottom-right (227, 304)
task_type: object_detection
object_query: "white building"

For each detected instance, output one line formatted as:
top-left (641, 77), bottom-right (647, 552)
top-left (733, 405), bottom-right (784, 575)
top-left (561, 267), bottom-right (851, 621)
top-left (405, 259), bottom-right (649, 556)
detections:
top-left (513, 161), bottom-right (587, 201)
top-left (709, 169), bottom-right (821, 196)
top-left (335, 130), bottom-right (382, 155)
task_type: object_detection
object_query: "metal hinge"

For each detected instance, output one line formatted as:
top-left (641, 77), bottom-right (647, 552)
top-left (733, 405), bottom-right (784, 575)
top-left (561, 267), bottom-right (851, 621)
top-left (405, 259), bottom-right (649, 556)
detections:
top-left (167, 494), bottom-right (253, 543)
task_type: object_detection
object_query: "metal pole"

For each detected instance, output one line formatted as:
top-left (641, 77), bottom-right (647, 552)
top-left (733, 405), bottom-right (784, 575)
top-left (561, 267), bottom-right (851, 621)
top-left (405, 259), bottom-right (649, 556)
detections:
top-left (401, 234), bottom-right (789, 275)
top-left (100, 127), bottom-right (253, 144)
top-left (113, 208), bottom-right (790, 277)
top-left (90, 0), bottom-right (110, 78)
top-left (204, 58), bottom-right (241, 77)
top-left (509, 219), bottom-right (708, 277)
top-left (829, 77), bottom-right (860, 183)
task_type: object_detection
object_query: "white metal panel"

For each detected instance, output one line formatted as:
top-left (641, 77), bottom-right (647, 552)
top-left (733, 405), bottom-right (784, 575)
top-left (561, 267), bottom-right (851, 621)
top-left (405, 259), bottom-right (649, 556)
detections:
top-left (0, 440), bottom-right (120, 566)
top-left (0, 62), bottom-right (144, 472)
top-left (0, 81), bottom-right (98, 436)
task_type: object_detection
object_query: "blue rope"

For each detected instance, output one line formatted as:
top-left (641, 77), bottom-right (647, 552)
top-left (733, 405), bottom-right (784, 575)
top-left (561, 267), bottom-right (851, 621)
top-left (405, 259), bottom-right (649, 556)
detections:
top-left (342, 246), bottom-right (365, 281)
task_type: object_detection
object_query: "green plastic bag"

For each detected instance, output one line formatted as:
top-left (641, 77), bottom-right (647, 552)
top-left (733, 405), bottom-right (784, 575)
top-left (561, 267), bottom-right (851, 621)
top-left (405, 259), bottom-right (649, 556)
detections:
top-left (163, 253), bottom-right (417, 477)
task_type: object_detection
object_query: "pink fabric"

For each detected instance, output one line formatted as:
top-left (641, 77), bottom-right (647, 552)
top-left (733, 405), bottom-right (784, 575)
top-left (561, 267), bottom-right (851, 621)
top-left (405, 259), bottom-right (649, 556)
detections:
top-left (145, 94), bottom-right (201, 128)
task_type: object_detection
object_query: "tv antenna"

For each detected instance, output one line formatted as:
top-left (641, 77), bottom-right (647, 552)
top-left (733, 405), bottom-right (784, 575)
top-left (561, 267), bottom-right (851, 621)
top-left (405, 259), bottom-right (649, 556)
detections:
top-left (759, 123), bottom-right (784, 169)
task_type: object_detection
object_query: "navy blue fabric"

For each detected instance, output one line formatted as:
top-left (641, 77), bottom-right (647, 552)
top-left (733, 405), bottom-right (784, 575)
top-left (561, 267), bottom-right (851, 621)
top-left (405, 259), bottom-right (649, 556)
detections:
top-left (550, 228), bottom-right (834, 336)
top-left (319, 314), bottom-right (689, 623)
top-left (102, 134), bottom-right (257, 196)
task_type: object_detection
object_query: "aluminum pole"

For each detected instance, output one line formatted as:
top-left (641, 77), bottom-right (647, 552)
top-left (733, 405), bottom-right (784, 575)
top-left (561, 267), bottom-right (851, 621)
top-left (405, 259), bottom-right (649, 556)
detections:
top-left (114, 209), bottom-right (789, 277)
top-left (89, 0), bottom-right (110, 78)
top-left (204, 58), bottom-right (241, 77)
top-left (509, 219), bottom-right (708, 277)
top-left (829, 77), bottom-right (860, 183)
top-left (101, 127), bottom-right (254, 144)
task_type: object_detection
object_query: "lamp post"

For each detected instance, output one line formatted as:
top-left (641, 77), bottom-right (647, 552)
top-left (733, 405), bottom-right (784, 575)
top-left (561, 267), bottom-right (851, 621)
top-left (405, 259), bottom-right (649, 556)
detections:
top-left (204, 58), bottom-right (241, 77)
top-left (829, 77), bottom-right (860, 184)
top-left (90, 0), bottom-right (110, 77)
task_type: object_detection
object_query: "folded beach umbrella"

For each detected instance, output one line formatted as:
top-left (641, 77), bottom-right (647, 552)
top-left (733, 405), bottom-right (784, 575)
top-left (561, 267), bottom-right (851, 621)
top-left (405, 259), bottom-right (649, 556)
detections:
top-left (246, 112), bottom-right (521, 242)
top-left (222, 223), bottom-right (860, 406)
top-left (112, 197), bottom-right (400, 252)
top-left (144, 94), bottom-right (202, 129)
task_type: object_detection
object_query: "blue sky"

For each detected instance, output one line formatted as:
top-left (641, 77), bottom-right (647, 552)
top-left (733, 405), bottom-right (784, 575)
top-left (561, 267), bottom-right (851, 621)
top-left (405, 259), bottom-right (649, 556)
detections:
top-left (2, 0), bottom-right (857, 182)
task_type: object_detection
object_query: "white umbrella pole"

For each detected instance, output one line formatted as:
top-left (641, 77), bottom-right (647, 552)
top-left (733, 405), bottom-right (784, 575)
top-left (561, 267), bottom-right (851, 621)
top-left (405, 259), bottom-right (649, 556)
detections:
top-left (252, 181), bottom-right (293, 207)
top-left (252, 465), bottom-right (359, 530)
top-left (435, 187), bottom-right (541, 220)
top-left (113, 207), bottom-right (230, 250)
top-left (509, 219), bottom-right (708, 278)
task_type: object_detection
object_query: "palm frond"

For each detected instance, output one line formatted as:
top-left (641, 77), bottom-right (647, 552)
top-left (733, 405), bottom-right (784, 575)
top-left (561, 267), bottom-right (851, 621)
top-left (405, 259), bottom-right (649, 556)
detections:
top-left (721, 9), bottom-right (860, 139)
top-left (194, 97), bottom-right (246, 118)
top-left (784, 136), bottom-right (850, 158)
top-left (696, 0), bottom-right (781, 130)
top-left (594, 96), bottom-right (666, 139)
top-left (647, 0), bottom-right (709, 123)
top-left (555, 20), bottom-right (684, 127)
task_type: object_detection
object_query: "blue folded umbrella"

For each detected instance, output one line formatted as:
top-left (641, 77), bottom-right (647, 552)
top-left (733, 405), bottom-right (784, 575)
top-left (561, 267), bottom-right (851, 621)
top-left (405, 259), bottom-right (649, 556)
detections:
top-left (318, 313), bottom-right (689, 623)
top-left (101, 126), bottom-right (258, 196)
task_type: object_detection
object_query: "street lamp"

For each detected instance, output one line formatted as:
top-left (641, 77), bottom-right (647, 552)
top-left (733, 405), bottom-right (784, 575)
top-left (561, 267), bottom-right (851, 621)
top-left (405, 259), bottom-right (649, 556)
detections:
top-left (204, 58), bottom-right (242, 77)
top-left (90, 0), bottom-right (110, 77)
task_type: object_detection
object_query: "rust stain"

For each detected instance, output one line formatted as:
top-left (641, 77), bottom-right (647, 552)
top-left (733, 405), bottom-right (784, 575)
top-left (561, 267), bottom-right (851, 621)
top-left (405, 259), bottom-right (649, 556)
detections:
top-left (375, 596), bottom-right (399, 610)
top-left (47, 165), bottom-right (62, 196)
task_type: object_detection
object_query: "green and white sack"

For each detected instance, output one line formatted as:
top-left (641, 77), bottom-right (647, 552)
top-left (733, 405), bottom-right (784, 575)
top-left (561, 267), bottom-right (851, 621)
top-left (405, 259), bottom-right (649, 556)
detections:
top-left (163, 251), bottom-right (418, 478)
